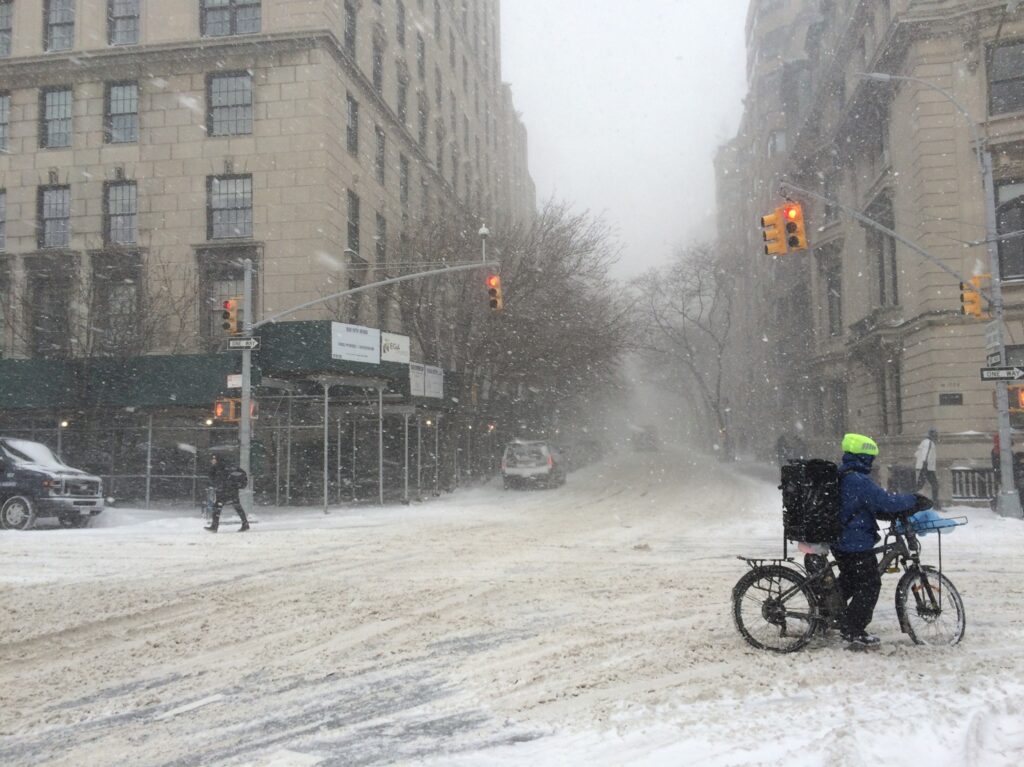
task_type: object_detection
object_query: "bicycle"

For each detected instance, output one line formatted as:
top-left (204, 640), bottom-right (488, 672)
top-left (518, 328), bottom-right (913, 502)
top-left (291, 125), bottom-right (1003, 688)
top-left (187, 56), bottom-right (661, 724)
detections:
top-left (732, 510), bottom-right (966, 652)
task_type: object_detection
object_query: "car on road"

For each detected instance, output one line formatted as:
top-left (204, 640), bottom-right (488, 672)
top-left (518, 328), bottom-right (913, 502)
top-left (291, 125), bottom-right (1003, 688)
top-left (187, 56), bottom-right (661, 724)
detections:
top-left (501, 440), bottom-right (566, 489)
top-left (0, 437), bottom-right (105, 530)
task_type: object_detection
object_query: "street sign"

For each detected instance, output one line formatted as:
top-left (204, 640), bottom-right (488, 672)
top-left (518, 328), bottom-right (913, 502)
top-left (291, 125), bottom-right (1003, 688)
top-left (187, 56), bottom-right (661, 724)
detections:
top-left (227, 374), bottom-right (242, 389)
top-left (227, 337), bottom-right (260, 351)
top-left (986, 320), bottom-right (1001, 351)
top-left (980, 366), bottom-right (1024, 381)
top-left (987, 351), bottom-right (1004, 367)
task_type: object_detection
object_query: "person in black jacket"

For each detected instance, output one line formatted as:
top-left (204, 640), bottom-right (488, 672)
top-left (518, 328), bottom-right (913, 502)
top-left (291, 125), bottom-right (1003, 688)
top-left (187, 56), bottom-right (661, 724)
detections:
top-left (206, 455), bottom-right (249, 533)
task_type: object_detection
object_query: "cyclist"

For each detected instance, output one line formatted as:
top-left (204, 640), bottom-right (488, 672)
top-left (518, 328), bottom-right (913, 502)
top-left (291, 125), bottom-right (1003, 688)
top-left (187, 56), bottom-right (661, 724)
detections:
top-left (835, 433), bottom-right (923, 647)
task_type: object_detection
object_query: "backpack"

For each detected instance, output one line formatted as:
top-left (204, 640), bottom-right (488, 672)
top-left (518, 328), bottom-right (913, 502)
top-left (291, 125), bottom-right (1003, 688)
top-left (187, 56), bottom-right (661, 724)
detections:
top-left (780, 459), bottom-right (845, 544)
top-left (228, 467), bottom-right (248, 490)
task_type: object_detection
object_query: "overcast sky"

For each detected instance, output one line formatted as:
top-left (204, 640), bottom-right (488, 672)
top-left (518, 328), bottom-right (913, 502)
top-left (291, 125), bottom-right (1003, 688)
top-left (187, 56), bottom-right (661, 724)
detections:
top-left (501, 1), bottom-right (749, 278)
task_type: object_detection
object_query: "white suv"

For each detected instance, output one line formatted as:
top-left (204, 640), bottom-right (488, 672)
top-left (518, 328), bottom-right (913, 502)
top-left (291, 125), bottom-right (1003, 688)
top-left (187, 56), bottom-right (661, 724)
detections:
top-left (501, 441), bottom-right (566, 489)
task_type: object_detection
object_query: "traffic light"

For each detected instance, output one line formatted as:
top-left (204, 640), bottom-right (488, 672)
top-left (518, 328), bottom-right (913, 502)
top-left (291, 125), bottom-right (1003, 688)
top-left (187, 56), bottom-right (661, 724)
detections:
top-left (221, 297), bottom-right (241, 334)
top-left (959, 276), bottom-right (984, 318)
top-left (213, 398), bottom-right (240, 422)
top-left (761, 209), bottom-right (787, 256)
top-left (486, 274), bottom-right (504, 312)
top-left (1011, 387), bottom-right (1024, 414)
top-left (782, 202), bottom-right (808, 251)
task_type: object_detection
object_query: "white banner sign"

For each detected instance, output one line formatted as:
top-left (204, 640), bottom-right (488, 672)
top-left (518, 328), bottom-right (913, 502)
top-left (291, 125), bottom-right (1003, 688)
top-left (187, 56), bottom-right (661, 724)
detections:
top-left (381, 332), bottom-right (411, 363)
top-left (425, 365), bottom-right (444, 399)
top-left (409, 363), bottom-right (425, 396)
top-left (331, 322), bottom-right (381, 364)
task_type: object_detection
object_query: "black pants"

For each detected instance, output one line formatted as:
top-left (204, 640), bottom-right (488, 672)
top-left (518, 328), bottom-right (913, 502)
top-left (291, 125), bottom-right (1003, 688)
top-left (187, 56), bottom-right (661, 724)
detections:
top-left (212, 493), bottom-right (247, 526)
top-left (834, 550), bottom-right (881, 635)
top-left (917, 469), bottom-right (941, 509)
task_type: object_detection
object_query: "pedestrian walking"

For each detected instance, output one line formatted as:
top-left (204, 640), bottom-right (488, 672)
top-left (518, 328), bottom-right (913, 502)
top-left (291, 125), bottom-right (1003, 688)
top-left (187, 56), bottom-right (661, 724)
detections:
top-left (914, 428), bottom-right (942, 510)
top-left (205, 454), bottom-right (249, 533)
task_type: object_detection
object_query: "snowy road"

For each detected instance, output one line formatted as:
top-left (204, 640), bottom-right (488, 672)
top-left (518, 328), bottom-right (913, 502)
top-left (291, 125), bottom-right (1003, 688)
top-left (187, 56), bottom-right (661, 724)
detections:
top-left (2, 448), bottom-right (1024, 766)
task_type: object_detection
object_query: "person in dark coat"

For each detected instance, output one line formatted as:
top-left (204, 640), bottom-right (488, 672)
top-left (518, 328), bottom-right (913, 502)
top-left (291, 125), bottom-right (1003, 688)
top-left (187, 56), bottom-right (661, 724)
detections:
top-left (835, 433), bottom-right (922, 647)
top-left (206, 454), bottom-right (249, 533)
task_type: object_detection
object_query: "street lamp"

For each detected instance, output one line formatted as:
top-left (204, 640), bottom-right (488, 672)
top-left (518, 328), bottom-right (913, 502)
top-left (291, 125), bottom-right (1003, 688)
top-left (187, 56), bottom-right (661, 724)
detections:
top-left (479, 223), bottom-right (489, 263)
top-left (858, 71), bottom-right (1023, 518)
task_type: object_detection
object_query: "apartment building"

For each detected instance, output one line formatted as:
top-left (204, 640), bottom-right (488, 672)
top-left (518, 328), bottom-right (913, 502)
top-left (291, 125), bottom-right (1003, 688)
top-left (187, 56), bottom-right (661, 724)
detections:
top-left (0, 0), bottom-right (535, 361)
top-left (717, 0), bottom-right (1024, 501)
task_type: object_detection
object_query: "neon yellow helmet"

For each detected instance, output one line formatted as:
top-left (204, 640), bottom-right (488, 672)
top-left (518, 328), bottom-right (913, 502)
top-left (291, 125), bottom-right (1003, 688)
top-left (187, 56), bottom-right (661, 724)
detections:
top-left (842, 433), bottom-right (879, 456)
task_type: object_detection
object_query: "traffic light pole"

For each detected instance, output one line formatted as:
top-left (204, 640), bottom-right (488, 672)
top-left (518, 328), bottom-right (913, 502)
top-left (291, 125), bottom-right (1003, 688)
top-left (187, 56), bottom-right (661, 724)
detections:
top-left (781, 180), bottom-right (1022, 519)
top-left (239, 258), bottom-right (254, 514)
top-left (237, 259), bottom-right (499, 512)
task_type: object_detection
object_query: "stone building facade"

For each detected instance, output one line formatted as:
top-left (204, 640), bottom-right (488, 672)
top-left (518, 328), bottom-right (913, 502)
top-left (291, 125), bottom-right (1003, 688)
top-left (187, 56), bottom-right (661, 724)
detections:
top-left (717, 0), bottom-right (1024, 502)
top-left (0, 0), bottom-right (535, 360)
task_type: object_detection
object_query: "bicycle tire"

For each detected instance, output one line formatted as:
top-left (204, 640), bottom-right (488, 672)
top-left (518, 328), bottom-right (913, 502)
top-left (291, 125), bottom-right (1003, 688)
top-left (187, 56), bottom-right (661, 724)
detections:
top-left (895, 565), bottom-right (965, 646)
top-left (732, 565), bottom-right (819, 653)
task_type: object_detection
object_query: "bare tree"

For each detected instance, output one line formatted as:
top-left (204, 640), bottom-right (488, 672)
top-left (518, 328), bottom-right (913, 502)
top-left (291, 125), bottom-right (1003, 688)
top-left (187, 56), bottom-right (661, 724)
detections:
top-left (634, 243), bottom-right (735, 458)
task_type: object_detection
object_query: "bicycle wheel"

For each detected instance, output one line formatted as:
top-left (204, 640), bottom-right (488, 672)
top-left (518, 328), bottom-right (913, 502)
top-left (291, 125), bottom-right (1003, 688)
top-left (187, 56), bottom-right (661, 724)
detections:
top-left (895, 566), bottom-right (966, 646)
top-left (732, 565), bottom-right (819, 653)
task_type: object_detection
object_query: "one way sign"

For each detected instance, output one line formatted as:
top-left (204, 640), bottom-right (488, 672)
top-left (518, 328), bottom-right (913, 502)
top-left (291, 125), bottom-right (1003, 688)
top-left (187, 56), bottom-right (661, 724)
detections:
top-left (980, 366), bottom-right (1024, 381)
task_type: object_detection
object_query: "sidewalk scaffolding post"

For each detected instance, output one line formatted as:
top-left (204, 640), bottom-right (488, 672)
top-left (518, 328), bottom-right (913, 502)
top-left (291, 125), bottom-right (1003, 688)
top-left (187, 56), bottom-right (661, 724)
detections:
top-left (321, 381), bottom-right (330, 514)
top-left (403, 413), bottom-right (410, 504)
top-left (145, 413), bottom-right (154, 508)
top-left (434, 415), bottom-right (440, 495)
top-left (378, 385), bottom-right (384, 505)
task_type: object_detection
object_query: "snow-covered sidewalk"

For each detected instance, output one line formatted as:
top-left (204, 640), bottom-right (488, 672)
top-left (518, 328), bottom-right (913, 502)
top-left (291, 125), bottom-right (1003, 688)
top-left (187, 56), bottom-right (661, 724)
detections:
top-left (1, 449), bottom-right (1023, 766)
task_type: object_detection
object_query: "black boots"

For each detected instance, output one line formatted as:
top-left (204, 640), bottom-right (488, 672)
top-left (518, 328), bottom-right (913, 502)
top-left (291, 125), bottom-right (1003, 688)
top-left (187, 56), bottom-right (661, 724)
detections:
top-left (238, 515), bottom-right (250, 532)
top-left (205, 511), bottom-right (220, 533)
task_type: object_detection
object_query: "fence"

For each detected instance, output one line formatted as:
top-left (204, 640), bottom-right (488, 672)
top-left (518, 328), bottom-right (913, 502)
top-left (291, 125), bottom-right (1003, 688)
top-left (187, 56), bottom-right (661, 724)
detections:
top-left (950, 468), bottom-right (997, 502)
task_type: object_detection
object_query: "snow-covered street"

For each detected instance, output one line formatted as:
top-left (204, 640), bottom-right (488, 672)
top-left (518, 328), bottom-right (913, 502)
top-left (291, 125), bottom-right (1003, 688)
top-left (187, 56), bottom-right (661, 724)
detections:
top-left (2, 448), bottom-right (1024, 766)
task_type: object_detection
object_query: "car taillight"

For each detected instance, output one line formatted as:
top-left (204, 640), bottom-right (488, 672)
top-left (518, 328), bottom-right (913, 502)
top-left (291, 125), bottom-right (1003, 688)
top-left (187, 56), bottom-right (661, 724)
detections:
top-left (501, 458), bottom-right (507, 471)
top-left (547, 454), bottom-right (553, 468)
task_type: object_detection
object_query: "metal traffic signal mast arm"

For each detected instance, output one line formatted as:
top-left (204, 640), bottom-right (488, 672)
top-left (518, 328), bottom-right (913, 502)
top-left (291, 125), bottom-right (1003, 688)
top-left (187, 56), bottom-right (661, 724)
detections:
top-left (778, 181), bottom-right (991, 302)
top-left (252, 261), bottom-right (501, 330)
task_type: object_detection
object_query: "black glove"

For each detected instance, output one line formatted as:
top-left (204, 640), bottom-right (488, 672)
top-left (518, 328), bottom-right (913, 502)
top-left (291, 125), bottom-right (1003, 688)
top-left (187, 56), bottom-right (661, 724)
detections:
top-left (912, 493), bottom-right (933, 512)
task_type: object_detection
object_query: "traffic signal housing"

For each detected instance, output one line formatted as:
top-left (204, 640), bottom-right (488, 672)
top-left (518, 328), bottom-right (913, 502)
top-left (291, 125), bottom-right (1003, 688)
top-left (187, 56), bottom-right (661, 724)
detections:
top-left (213, 398), bottom-right (240, 422)
top-left (221, 297), bottom-right (241, 334)
top-left (959, 275), bottom-right (986, 318)
top-left (486, 274), bottom-right (504, 312)
top-left (782, 202), bottom-right (808, 251)
top-left (1011, 386), bottom-right (1024, 414)
top-left (761, 209), bottom-right (787, 256)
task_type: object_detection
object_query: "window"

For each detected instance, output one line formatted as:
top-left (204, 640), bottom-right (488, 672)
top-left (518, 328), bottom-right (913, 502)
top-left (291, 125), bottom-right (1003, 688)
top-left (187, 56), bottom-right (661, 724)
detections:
top-left (198, 248), bottom-right (257, 341)
top-left (0, 1), bottom-right (12, 58)
top-left (105, 82), bottom-right (138, 143)
top-left (26, 257), bottom-right (72, 358)
top-left (0, 93), bottom-right (9, 152)
top-left (433, 0), bottom-right (440, 36)
top-left (376, 211), bottom-right (387, 266)
top-left (399, 154), bottom-right (409, 204)
top-left (108, 0), bottom-right (139, 45)
top-left (375, 126), bottom-right (385, 184)
top-left (397, 78), bottom-right (408, 124)
top-left (435, 126), bottom-right (444, 173)
top-left (208, 73), bottom-right (252, 136)
top-left (396, 1), bottom-right (405, 47)
top-left (767, 130), bottom-right (786, 159)
top-left (346, 92), bottom-right (359, 154)
top-left (104, 181), bottom-right (137, 244)
top-left (435, 67), bottom-right (442, 107)
top-left (990, 41), bottom-right (1024, 116)
top-left (997, 180), bottom-right (1024, 279)
top-left (372, 38), bottom-right (384, 95)
top-left (0, 190), bottom-right (5, 250)
top-left (417, 93), bottom-right (428, 147)
top-left (416, 33), bottom-right (426, 79)
top-left (449, 29), bottom-right (455, 68)
top-left (866, 196), bottom-right (897, 306)
top-left (818, 245), bottom-right (843, 337)
top-left (0, 258), bottom-right (8, 355)
top-left (91, 253), bottom-right (140, 352)
top-left (45, 0), bottom-right (75, 52)
top-left (201, 0), bottom-right (260, 37)
top-left (347, 190), bottom-right (360, 255)
top-left (207, 175), bottom-right (252, 239)
top-left (343, 0), bottom-right (356, 54)
top-left (41, 87), bottom-right (73, 148)
top-left (39, 186), bottom-right (71, 249)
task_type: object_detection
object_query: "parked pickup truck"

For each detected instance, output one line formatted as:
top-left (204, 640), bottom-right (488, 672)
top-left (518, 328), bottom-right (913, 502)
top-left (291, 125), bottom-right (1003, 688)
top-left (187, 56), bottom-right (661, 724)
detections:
top-left (0, 437), bottom-right (105, 530)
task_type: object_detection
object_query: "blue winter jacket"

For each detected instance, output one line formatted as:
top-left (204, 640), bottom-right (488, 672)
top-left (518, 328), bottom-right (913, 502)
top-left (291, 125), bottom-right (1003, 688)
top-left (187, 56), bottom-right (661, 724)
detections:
top-left (835, 453), bottom-right (919, 553)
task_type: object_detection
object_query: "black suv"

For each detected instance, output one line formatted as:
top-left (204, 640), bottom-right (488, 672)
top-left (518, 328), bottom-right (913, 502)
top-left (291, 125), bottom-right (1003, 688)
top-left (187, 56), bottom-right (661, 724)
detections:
top-left (0, 437), bottom-right (105, 530)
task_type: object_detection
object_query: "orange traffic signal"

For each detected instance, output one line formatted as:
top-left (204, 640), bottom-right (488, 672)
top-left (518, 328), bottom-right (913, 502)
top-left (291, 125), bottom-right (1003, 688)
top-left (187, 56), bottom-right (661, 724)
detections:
top-left (486, 274), bottom-right (504, 312)
top-left (221, 297), bottom-right (241, 334)
top-left (782, 203), bottom-right (808, 251)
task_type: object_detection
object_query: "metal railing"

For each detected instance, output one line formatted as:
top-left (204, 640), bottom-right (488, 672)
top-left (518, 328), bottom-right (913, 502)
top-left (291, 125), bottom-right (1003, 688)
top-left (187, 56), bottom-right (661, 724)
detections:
top-left (950, 468), bottom-right (997, 501)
